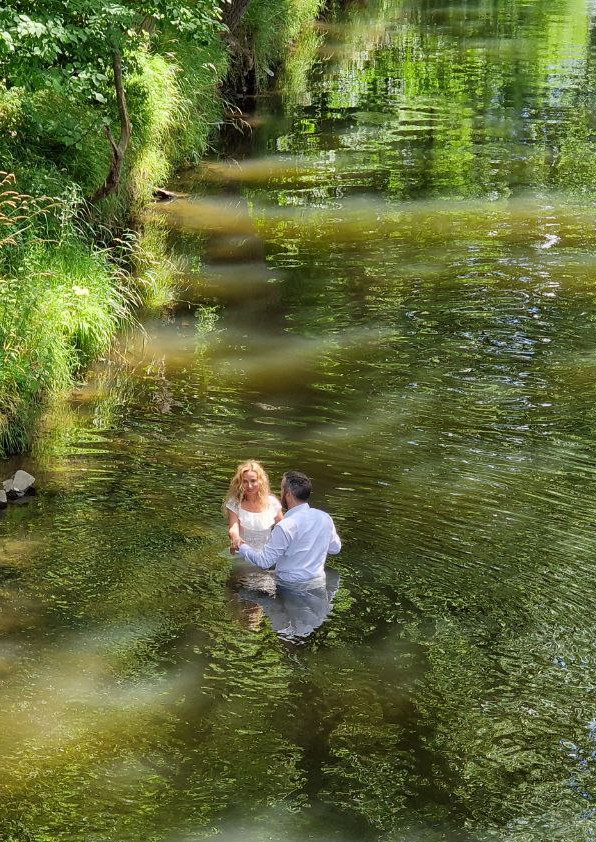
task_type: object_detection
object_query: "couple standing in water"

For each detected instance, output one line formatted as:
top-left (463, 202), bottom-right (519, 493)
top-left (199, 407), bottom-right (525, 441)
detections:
top-left (224, 461), bottom-right (341, 586)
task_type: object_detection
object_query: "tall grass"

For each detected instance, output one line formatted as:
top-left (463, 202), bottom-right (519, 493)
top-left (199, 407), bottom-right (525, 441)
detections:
top-left (129, 39), bottom-right (229, 310)
top-left (0, 233), bottom-right (134, 457)
top-left (280, 17), bottom-right (325, 108)
top-left (163, 36), bottom-right (229, 167)
top-left (0, 32), bottom-right (229, 457)
top-left (134, 218), bottom-right (179, 310)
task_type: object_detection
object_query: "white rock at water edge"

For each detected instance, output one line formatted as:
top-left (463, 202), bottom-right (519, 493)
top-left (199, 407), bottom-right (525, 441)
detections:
top-left (1, 478), bottom-right (19, 499)
top-left (12, 470), bottom-right (35, 494)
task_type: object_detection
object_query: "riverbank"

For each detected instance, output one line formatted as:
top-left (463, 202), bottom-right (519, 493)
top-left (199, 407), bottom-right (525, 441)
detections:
top-left (0, 0), bottom-right (322, 459)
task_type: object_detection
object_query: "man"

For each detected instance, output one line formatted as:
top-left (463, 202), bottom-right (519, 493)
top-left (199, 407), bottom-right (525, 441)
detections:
top-left (236, 470), bottom-right (341, 584)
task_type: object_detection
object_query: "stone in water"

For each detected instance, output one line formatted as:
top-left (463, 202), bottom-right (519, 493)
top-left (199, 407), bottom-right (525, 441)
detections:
top-left (12, 470), bottom-right (35, 494)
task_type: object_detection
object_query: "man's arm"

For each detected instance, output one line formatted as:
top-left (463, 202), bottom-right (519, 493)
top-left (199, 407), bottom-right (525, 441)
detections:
top-left (328, 521), bottom-right (341, 555)
top-left (237, 523), bottom-right (290, 569)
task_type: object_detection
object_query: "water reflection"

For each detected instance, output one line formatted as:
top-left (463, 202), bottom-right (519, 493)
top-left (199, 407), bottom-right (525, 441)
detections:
top-left (230, 566), bottom-right (340, 642)
top-left (157, 193), bottom-right (596, 262)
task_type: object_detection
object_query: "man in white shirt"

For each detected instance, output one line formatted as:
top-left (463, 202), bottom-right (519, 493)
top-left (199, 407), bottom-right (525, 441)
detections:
top-left (236, 471), bottom-right (341, 584)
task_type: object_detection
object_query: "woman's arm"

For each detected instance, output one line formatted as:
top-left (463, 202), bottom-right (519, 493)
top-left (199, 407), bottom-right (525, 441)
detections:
top-left (227, 509), bottom-right (242, 550)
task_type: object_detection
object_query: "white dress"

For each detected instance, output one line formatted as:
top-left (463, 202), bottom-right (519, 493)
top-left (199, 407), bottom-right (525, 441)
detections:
top-left (226, 495), bottom-right (282, 550)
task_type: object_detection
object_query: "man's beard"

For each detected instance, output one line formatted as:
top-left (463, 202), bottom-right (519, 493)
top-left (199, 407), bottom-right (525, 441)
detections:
top-left (281, 492), bottom-right (288, 511)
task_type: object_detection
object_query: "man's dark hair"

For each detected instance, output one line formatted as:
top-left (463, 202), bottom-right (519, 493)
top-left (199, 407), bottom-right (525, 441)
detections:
top-left (282, 471), bottom-right (312, 501)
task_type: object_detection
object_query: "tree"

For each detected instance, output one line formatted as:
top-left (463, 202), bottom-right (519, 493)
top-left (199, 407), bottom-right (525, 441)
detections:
top-left (0, 0), bottom-right (222, 203)
top-left (222, 0), bottom-right (253, 33)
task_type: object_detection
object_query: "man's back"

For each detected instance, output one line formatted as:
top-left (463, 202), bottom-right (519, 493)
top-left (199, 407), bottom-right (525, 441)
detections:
top-left (275, 503), bottom-right (341, 583)
top-left (238, 501), bottom-right (341, 583)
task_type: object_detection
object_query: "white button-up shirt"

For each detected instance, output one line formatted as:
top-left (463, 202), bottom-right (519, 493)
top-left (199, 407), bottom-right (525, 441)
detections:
top-left (238, 503), bottom-right (341, 583)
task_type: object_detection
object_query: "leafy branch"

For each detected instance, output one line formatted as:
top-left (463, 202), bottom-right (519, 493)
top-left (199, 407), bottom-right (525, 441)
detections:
top-left (0, 0), bottom-right (223, 203)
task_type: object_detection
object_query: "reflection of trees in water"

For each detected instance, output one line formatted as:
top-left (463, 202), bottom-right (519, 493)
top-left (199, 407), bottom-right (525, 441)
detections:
top-left (171, 612), bottom-right (306, 834)
top-left (273, 0), bottom-right (595, 200)
top-left (300, 611), bottom-right (596, 840)
top-left (0, 520), bottom-right (307, 838)
top-left (407, 620), bottom-right (596, 840)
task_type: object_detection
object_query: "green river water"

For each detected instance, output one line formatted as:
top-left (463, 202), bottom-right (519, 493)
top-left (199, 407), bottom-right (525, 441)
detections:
top-left (3, 0), bottom-right (596, 839)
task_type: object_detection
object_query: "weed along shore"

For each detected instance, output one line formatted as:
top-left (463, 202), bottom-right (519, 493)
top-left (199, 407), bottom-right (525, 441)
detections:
top-left (0, 0), bottom-right (323, 458)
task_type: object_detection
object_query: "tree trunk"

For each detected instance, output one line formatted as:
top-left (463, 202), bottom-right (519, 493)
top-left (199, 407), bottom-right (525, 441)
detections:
top-left (91, 50), bottom-right (132, 205)
top-left (222, 0), bottom-right (253, 33)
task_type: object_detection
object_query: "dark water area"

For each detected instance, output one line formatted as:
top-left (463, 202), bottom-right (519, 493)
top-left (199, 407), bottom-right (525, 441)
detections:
top-left (3, 0), bottom-right (596, 839)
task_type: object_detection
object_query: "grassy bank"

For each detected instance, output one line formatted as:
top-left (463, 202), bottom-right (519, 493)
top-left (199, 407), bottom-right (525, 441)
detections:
top-left (0, 0), bottom-right (322, 458)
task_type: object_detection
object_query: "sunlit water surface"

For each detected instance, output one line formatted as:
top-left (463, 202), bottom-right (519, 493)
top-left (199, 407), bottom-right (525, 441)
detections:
top-left (3, 1), bottom-right (596, 839)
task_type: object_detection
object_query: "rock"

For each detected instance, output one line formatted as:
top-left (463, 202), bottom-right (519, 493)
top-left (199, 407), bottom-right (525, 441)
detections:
top-left (0, 490), bottom-right (6, 509)
top-left (12, 470), bottom-right (35, 495)
top-left (1, 471), bottom-right (35, 501)
top-left (10, 494), bottom-right (33, 506)
top-left (2, 479), bottom-right (21, 500)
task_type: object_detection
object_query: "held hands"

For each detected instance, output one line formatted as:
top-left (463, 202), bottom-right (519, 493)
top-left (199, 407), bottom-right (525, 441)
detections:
top-left (229, 537), bottom-right (245, 554)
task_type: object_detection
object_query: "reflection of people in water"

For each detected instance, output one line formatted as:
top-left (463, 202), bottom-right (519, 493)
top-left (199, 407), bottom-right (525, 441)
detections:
top-left (224, 460), bottom-right (283, 552)
top-left (233, 569), bottom-right (341, 643)
top-left (236, 471), bottom-right (341, 584)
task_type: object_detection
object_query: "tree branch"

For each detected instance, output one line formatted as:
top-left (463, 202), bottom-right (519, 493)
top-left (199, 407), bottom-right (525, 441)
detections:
top-left (105, 124), bottom-right (118, 156)
top-left (222, 0), bottom-right (253, 33)
top-left (90, 50), bottom-right (132, 205)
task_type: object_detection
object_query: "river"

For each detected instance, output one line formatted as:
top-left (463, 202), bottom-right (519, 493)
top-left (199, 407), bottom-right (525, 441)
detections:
top-left (2, 0), bottom-right (596, 839)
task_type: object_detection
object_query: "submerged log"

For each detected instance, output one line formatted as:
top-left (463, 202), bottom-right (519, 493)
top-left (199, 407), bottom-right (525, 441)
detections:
top-left (153, 188), bottom-right (188, 203)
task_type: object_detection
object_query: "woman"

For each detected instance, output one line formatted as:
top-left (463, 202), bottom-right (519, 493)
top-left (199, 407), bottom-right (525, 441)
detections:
top-left (224, 460), bottom-right (283, 553)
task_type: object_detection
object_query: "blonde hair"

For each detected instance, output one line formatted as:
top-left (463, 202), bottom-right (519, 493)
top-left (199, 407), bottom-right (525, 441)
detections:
top-left (223, 460), bottom-right (271, 513)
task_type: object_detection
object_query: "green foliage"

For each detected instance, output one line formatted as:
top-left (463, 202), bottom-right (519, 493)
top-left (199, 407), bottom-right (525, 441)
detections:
top-left (0, 0), bottom-right (230, 456)
top-left (0, 0), bottom-right (224, 205)
top-left (0, 234), bottom-right (132, 456)
top-left (0, 0), bottom-right (223, 98)
top-left (243, 0), bottom-right (324, 84)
